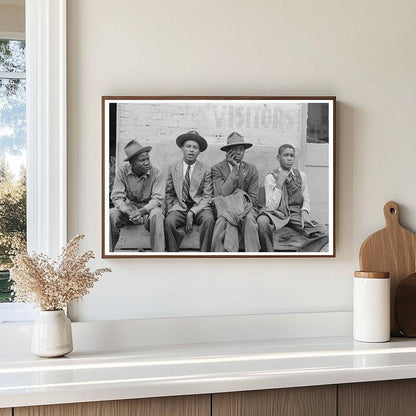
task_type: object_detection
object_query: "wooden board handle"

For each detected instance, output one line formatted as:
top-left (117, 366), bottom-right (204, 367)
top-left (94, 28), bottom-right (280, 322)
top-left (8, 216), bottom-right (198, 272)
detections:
top-left (384, 201), bottom-right (400, 228)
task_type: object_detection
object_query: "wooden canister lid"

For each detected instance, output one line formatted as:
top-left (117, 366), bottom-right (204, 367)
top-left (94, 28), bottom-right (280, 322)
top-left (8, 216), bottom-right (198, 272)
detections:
top-left (354, 271), bottom-right (390, 279)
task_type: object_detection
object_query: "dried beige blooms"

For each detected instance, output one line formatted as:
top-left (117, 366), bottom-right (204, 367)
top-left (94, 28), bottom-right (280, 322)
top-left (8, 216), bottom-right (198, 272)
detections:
top-left (10, 234), bottom-right (111, 311)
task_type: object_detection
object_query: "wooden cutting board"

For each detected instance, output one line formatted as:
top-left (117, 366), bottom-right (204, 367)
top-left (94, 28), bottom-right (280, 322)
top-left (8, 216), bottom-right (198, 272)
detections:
top-left (359, 201), bottom-right (416, 336)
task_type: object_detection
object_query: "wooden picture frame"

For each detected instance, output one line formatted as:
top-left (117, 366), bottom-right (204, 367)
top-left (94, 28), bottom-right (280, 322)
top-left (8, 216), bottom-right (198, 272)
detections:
top-left (102, 96), bottom-right (336, 258)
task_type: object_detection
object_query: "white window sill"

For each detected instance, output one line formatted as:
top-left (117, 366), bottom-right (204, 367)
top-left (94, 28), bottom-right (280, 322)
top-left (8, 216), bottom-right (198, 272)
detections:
top-left (0, 303), bottom-right (35, 324)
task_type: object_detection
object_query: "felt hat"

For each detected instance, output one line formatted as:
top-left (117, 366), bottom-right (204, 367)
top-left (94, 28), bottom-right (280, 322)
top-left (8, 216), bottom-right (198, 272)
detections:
top-left (220, 131), bottom-right (253, 151)
top-left (123, 140), bottom-right (152, 162)
top-left (176, 130), bottom-right (208, 152)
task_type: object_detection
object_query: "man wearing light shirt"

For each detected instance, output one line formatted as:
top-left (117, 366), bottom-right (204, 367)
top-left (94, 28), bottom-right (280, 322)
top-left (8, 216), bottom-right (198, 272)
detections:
top-left (257, 144), bottom-right (328, 252)
top-left (110, 140), bottom-right (165, 252)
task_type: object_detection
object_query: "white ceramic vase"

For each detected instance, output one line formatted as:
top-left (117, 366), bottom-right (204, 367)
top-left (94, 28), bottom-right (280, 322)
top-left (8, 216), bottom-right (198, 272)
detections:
top-left (31, 310), bottom-right (73, 357)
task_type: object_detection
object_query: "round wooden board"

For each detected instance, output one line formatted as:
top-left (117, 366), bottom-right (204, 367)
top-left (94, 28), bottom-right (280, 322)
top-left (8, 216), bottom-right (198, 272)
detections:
top-left (395, 273), bottom-right (416, 337)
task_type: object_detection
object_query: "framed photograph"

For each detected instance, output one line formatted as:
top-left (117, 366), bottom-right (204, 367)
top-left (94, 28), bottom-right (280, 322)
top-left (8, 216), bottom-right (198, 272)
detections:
top-left (102, 96), bottom-right (336, 258)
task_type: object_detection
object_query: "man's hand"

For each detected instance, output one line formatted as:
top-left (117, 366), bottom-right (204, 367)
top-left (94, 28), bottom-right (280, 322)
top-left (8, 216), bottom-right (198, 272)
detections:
top-left (226, 148), bottom-right (239, 168)
top-left (273, 210), bottom-right (286, 220)
top-left (301, 210), bottom-right (310, 229)
top-left (186, 210), bottom-right (194, 233)
top-left (276, 170), bottom-right (290, 189)
top-left (119, 204), bottom-right (134, 218)
top-left (129, 208), bottom-right (147, 225)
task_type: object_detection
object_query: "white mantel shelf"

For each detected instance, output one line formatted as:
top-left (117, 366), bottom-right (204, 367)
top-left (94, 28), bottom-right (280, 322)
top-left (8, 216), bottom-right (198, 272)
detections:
top-left (2, 335), bottom-right (416, 409)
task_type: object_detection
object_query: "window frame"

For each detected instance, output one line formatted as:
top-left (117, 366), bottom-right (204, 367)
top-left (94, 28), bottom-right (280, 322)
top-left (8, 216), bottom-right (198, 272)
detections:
top-left (0, 31), bottom-right (24, 41)
top-left (0, 0), bottom-right (67, 323)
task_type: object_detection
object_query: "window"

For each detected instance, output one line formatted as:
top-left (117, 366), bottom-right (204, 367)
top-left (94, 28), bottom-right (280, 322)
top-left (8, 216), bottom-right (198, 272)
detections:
top-left (307, 103), bottom-right (329, 144)
top-left (0, 0), bottom-right (67, 323)
top-left (0, 34), bottom-right (26, 305)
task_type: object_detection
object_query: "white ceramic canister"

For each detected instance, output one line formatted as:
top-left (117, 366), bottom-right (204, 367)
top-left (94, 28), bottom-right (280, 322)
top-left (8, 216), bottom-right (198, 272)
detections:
top-left (353, 271), bottom-right (390, 343)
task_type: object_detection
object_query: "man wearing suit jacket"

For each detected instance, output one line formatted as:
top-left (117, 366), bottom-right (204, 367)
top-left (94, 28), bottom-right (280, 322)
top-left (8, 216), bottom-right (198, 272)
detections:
top-left (211, 132), bottom-right (260, 252)
top-left (164, 130), bottom-right (215, 252)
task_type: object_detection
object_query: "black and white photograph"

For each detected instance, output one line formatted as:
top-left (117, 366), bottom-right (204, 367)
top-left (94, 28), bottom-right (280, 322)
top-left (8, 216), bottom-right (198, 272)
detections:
top-left (102, 97), bottom-right (335, 258)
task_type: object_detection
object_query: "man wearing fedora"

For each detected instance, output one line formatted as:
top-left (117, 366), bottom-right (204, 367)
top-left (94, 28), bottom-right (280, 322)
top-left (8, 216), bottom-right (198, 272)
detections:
top-left (110, 140), bottom-right (165, 252)
top-left (164, 130), bottom-right (215, 252)
top-left (211, 131), bottom-right (260, 252)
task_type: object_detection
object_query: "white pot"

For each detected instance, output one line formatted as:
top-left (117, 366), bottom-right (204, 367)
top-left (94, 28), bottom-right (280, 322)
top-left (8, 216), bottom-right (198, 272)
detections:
top-left (31, 310), bottom-right (73, 357)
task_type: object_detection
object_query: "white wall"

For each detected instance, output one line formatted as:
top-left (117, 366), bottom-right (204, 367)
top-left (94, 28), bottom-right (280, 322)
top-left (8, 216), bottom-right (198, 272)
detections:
top-left (0, 3), bottom-right (24, 33)
top-left (67, 0), bottom-right (416, 322)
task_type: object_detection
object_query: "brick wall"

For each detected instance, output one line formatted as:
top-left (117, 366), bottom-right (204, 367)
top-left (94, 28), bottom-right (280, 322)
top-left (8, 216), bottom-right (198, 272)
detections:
top-left (116, 101), bottom-right (302, 176)
top-left (118, 101), bottom-right (302, 147)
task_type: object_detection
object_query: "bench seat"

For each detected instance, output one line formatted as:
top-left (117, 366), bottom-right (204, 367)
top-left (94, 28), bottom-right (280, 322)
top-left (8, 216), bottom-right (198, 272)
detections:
top-left (115, 223), bottom-right (328, 252)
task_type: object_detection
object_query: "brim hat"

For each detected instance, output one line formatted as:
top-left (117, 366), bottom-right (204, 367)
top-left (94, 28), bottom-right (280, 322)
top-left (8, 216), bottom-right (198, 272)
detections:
top-left (220, 131), bottom-right (253, 151)
top-left (124, 140), bottom-right (152, 161)
top-left (176, 130), bottom-right (208, 152)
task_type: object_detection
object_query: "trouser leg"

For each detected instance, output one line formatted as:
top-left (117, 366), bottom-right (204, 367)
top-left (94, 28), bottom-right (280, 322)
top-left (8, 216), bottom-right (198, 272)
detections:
top-left (257, 214), bottom-right (275, 252)
top-left (194, 209), bottom-right (215, 252)
top-left (243, 209), bottom-right (260, 252)
top-left (289, 215), bottom-right (329, 252)
top-left (145, 207), bottom-right (165, 252)
top-left (110, 208), bottom-right (130, 251)
top-left (211, 217), bottom-right (227, 252)
top-left (164, 211), bottom-right (186, 252)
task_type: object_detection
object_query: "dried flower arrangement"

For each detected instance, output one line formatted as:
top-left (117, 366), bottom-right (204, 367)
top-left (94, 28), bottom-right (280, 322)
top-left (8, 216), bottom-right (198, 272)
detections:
top-left (10, 234), bottom-right (111, 311)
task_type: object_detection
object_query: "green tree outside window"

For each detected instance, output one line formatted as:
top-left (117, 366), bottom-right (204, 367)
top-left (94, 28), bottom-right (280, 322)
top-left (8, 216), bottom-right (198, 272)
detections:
top-left (0, 38), bottom-right (27, 302)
